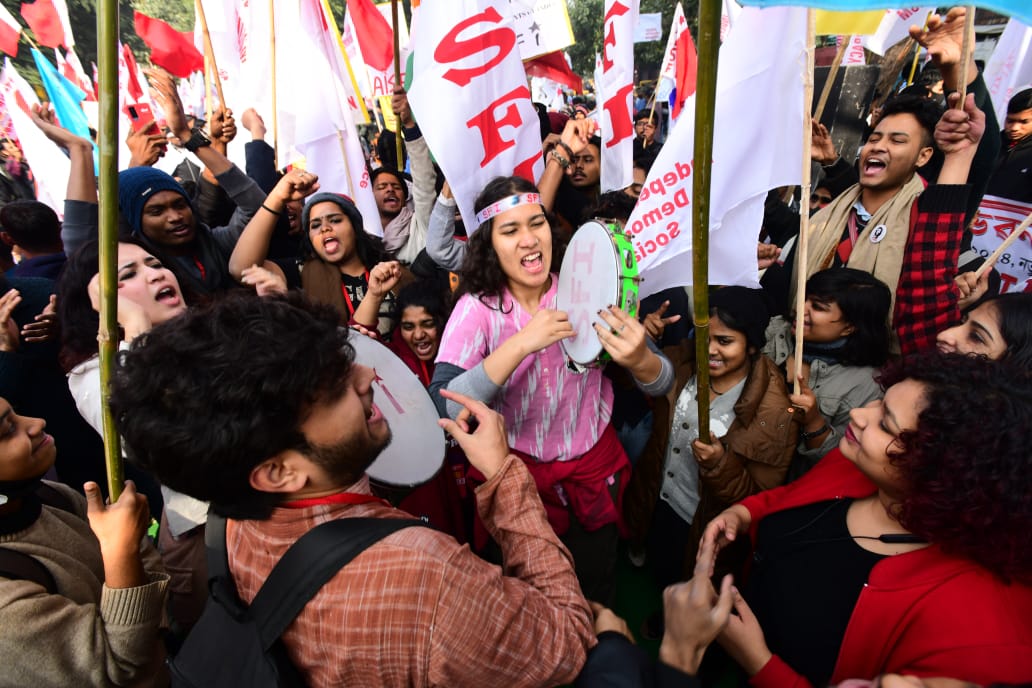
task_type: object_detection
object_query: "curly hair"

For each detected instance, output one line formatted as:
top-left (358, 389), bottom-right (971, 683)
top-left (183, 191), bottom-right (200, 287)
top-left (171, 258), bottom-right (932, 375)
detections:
top-left (108, 292), bottom-right (355, 520)
top-left (805, 268), bottom-right (891, 367)
top-left (878, 352), bottom-right (1032, 582)
top-left (455, 176), bottom-right (566, 307)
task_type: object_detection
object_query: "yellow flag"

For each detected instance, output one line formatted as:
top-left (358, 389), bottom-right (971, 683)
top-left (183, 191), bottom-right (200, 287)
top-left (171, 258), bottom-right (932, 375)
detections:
top-left (814, 10), bottom-right (884, 36)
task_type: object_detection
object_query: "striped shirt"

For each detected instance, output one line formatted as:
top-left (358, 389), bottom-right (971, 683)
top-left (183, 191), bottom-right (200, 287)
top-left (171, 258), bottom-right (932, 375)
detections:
top-left (226, 457), bottom-right (595, 687)
top-left (436, 278), bottom-right (613, 462)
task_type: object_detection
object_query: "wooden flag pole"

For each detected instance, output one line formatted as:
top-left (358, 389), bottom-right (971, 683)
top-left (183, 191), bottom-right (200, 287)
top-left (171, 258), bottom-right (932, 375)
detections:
top-left (956, 7), bottom-right (976, 108)
top-left (793, 9), bottom-right (817, 396)
top-left (391, 0), bottom-right (403, 170)
top-left (269, 0), bottom-right (279, 169)
top-left (973, 212), bottom-right (1032, 280)
top-left (194, 0), bottom-right (225, 105)
top-left (320, 0), bottom-right (372, 125)
top-left (692, 0), bottom-right (722, 441)
top-left (97, 0), bottom-right (123, 498)
top-left (907, 12), bottom-right (934, 86)
top-left (204, 55), bottom-right (213, 125)
top-left (813, 36), bottom-right (849, 123)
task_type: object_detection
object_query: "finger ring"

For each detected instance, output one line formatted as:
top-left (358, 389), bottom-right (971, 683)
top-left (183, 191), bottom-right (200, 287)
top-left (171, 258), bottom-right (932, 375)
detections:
top-left (611, 327), bottom-right (620, 337)
top-left (619, 325), bottom-right (626, 332)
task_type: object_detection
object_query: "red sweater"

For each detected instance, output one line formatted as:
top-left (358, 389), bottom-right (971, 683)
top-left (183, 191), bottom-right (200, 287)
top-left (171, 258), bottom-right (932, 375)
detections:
top-left (739, 449), bottom-right (1032, 687)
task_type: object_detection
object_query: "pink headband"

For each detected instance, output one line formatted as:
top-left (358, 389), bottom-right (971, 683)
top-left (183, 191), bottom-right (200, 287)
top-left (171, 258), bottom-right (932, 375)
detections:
top-left (474, 193), bottom-right (542, 227)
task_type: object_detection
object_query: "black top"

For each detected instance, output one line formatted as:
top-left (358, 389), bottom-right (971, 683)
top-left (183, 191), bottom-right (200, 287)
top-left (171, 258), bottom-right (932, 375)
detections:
top-left (746, 499), bottom-right (884, 687)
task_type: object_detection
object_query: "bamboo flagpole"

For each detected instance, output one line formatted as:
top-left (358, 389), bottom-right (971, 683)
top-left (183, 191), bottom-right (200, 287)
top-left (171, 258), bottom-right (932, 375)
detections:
top-left (956, 7), bottom-right (976, 107)
top-left (692, 0), bottom-right (722, 441)
top-left (96, 0), bottom-right (122, 498)
top-left (320, 0), bottom-right (372, 125)
top-left (269, 0), bottom-right (279, 169)
top-left (195, 0), bottom-right (225, 105)
top-left (907, 12), bottom-right (934, 86)
top-left (812, 36), bottom-right (849, 123)
top-left (973, 212), bottom-right (1032, 280)
top-left (391, 0), bottom-right (404, 170)
top-left (793, 9), bottom-right (817, 396)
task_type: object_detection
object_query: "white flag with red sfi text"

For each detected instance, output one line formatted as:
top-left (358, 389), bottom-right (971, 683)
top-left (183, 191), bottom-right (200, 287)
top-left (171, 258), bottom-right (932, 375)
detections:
top-left (598, 0), bottom-right (637, 192)
top-left (407, 0), bottom-right (545, 233)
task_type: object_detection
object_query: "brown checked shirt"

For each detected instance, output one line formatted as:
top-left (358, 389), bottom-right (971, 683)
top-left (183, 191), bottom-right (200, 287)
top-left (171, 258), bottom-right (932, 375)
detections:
top-left (226, 455), bottom-right (596, 687)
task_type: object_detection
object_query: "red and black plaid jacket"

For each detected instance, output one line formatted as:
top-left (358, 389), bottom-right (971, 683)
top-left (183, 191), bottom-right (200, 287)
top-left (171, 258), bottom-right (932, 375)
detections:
top-left (893, 184), bottom-right (971, 355)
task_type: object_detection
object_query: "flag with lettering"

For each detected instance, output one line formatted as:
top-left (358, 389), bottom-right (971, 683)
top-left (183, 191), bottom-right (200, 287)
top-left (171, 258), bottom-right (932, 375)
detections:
top-left (408, 0), bottom-right (544, 233)
top-left (629, 5), bottom-right (807, 297)
top-left (863, 7), bottom-right (936, 54)
top-left (598, 0), bottom-right (637, 192)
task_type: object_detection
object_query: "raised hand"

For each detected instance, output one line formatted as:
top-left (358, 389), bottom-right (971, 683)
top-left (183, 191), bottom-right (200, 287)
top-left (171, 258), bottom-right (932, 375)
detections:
top-left (810, 119), bottom-right (837, 165)
top-left (20, 294), bottom-right (58, 344)
top-left (126, 127), bottom-right (168, 168)
top-left (0, 289), bottom-right (22, 352)
top-left (660, 533), bottom-right (735, 675)
top-left (145, 68), bottom-right (190, 141)
top-left (935, 92), bottom-right (986, 156)
top-left (437, 389), bottom-right (509, 480)
top-left (367, 261), bottom-right (402, 298)
top-left (240, 264), bottom-right (287, 297)
top-left (30, 103), bottom-right (92, 149)
top-left (717, 588), bottom-right (773, 676)
top-left (84, 480), bottom-right (149, 589)
top-left (643, 300), bottom-right (682, 341)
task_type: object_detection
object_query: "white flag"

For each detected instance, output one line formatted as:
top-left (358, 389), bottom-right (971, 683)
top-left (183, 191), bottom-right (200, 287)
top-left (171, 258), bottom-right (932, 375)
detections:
top-left (599, 0), bottom-right (637, 193)
top-left (628, 6), bottom-right (807, 297)
top-left (408, 0), bottom-right (545, 233)
top-left (288, 0), bottom-right (379, 232)
top-left (0, 59), bottom-right (69, 214)
top-left (863, 7), bottom-right (935, 56)
top-left (984, 19), bottom-right (1032, 127)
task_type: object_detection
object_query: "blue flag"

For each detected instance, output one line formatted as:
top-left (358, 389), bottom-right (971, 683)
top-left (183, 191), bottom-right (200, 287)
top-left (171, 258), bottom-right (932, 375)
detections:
top-left (31, 48), bottom-right (98, 171)
top-left (735, 0), bottom-right (1031, 29)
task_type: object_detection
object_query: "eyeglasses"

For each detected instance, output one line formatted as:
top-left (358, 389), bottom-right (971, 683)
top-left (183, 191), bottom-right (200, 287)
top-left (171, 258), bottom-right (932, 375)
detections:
top-left (634, 121), bottom-right (656, 130)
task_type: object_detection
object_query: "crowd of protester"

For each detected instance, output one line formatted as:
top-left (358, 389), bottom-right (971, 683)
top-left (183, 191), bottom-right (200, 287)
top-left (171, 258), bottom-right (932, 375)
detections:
top-left (0, 6), bottom-right (1030, 687)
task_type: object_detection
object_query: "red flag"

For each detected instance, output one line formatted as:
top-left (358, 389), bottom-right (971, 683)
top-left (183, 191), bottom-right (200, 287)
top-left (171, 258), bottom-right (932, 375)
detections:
top-left (0, 5), bottom-right (21, 56)
top-left (523, 51), bottom-right (583, 94)
top-left (133, 11), bottom-right (203, 79)
top-left (20, 0), bottom-right (64, 48)
top-left (671, 27), bottom-right (697, 119)
top-left (122, 43), bottom-right (145, 101)
top-left (348, 0), bottom-right (393, 72)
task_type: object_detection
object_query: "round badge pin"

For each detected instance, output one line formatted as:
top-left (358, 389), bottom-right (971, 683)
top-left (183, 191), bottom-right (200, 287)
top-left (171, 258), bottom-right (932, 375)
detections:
top-left (869, 224), bottom-right (887, 244)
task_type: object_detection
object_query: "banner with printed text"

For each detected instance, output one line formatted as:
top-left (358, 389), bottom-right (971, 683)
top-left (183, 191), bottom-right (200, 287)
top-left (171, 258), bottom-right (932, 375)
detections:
top-left (971, 195), bottom-right (1032, 294)
top-left (408, 0), bottom-right (546, 233)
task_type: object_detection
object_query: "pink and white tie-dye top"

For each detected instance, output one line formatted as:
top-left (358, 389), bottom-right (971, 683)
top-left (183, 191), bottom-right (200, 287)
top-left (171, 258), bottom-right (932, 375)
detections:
top-left (436, 277), bottom-right (613, 463)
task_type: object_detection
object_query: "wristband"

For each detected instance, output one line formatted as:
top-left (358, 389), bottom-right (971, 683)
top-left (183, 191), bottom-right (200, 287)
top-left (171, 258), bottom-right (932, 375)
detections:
top-left (549, 149), bottom-right (570, 170)
top-left (556, 141), bottom-right (575, 160)
top-left (800, 423), bottom-right (831, 441)
top-left (261, 203), bottom-right (282, 216)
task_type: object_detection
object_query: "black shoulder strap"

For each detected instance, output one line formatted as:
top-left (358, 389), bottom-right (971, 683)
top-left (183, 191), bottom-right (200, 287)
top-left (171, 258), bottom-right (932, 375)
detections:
top-left (250, 517), bottom-right (422, 649)
top-left (0, 547), bottom-right (58, 593)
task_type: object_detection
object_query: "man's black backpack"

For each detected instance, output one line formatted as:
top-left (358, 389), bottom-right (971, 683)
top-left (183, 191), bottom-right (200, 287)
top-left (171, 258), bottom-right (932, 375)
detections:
top-left (169, 513), bottom-right (422, 688)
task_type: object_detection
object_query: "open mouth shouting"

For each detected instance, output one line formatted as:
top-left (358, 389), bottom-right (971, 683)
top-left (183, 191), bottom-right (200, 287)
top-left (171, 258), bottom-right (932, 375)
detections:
top-left (155, 285), bottom-right (181, 307)
top-left (520, 252), bottom-right (544, 274)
